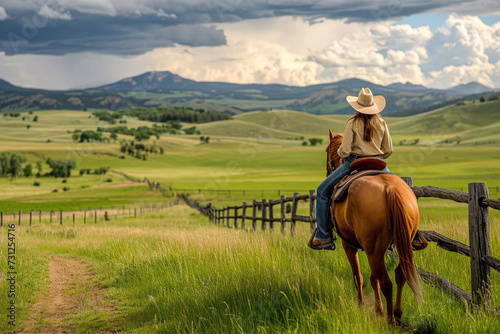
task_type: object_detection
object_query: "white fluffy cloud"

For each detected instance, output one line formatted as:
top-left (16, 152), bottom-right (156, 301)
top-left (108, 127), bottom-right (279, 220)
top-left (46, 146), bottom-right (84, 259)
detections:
top-left (0, 7), bottom-right (8, 20)
top-left (424, 14), bottom-right (500, 88)
top-left (305, 22), bottom-right (431, 85)
top-left (38, 4), bottom-right (72, 20)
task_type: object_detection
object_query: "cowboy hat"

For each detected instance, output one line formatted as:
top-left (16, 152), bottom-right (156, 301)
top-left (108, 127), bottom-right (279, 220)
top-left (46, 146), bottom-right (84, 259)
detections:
top-left (346, 88), bottom-right (386, 114)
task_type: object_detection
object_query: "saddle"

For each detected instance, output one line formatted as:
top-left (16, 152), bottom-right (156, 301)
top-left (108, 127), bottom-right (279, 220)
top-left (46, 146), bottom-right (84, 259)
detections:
top-left (333, 157), bottom-right (389, 202)
top-left (329, 157), bottom-right (427, 251)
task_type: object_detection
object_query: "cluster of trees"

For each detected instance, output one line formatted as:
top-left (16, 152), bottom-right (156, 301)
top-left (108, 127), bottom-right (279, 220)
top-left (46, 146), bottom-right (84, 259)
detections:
top-left (72, 130), bottom-right (104, 142)
top-left (0, 153), bottom-right (27, 178)
top-left (79, 166), bottom-right (110, 176)
top-left (0, 154), bottom-right (77, 179)
top-left (2, 112), bottom-right (38, 122)
top-left (72, 123), bottom-right (196, 143)
top-left (46, 158), bottom-right (76, 178)
top-left (200, 136), bottom-right (210, 144)
top-left (120, 140), bottom-right (164, 160)
top-left (399, 139), bottom-right (420, 145)
top-left (118, 106), bottom-right (231, 123)
top-left (479, 93), bottom-right (500, 102)
top-left (92, 110), bottom-right (123, 124)
top-left (183, 126), bottom-right (200, 135)
top-left (302, 138), bottom-right (324, 146)
top-left (103, 123), bottom-right (184, 141)
top-left (3, 112), bottom-right (20, 118)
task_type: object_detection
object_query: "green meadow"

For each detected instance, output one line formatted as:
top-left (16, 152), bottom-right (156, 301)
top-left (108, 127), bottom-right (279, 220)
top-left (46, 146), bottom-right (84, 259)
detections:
top-left (1, 99), bottom-right (500, 332)
top-left (1, 203), bottom-right (500, 333)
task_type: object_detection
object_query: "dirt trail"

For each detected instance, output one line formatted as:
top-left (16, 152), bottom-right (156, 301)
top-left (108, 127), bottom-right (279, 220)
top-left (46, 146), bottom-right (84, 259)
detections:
top-left (21, 256), bottom-right (121, 334)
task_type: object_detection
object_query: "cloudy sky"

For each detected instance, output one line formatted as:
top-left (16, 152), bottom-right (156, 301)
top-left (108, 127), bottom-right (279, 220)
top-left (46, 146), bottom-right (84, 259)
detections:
top-left (0, 0), bottom-right (499, 90)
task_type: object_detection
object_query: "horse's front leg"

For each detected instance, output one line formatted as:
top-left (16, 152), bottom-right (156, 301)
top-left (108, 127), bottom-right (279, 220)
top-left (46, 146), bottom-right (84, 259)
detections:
top-left (342, 240), bottom-right (364, 304)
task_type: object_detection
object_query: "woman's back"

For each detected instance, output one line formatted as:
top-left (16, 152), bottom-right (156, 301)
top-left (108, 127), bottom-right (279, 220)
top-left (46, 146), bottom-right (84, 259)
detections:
top-left (337, 113), bottom-right (393, 159)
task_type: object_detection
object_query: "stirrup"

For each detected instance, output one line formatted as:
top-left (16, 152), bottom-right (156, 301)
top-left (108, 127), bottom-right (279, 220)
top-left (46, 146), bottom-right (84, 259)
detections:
top-left (412, 230), bottom-right (428, 251)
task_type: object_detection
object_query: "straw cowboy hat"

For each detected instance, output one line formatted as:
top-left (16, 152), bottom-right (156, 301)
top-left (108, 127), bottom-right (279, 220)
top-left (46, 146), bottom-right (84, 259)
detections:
top-left (346, 88), bottom-right (386, 114)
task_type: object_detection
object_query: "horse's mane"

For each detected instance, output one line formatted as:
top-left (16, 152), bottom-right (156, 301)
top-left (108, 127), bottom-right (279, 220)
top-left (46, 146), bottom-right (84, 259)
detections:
top-left (328, 133), bottom-right (344, 168)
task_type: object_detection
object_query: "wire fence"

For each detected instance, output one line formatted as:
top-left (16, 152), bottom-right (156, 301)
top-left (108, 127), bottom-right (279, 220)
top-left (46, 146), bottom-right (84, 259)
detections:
top-left (0, 198), bottom-right (180, 227)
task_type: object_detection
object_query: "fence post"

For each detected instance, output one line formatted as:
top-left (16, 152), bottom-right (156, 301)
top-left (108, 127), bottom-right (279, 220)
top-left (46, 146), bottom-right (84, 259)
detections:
top-left (234, 206), bottom-right (238, 229)
top-left (39, 211), bottom-right (41, 224)
top-left (226, 207), bottom-right (230, 228)
top-left (401, 176), bottom-right (413, 187)
top-left (252, 200), bottom-right (258, 232)
top-left (468, 182), bottom-right (492, 305)
top-left (60, 210), bottom-right (63, 225)
top-left (269, 200), bottom-right (275, 232)
top-left (280, 195), bottom-right (286, 234)
top-left (261, 199), bottom-right (268, 231)
top-left (95, 210), bottom-right (97, 224)
top-left (50, 211), bottom-right (53, 223)
top-left (30, 211), bottom-right (32, 227)
top-left (242, 202), bottom-right (247, 230)
top-left (73, 213), bottom-right (75, 226)
top-left (18, 211), bottom-right (21, 226)
top-left (309, 190), bottom-right (316, 235)
top-left (291, 192), bottom-right (299, 236)
top-left (0, 212), bottom-right (2, 227)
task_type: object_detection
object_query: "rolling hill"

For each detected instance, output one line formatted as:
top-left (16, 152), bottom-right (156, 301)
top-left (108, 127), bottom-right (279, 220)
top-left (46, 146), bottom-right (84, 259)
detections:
top-left (198, 98), bottom-right (500, 146)
top-left (0, 72), bottom-right (496, 117)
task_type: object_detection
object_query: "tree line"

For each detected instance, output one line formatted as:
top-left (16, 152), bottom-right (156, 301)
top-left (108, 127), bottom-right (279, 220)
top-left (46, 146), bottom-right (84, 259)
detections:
top-left (119, 106), bottom-right (231, 123)
top-left (92, 107), bottom-right (231, 125)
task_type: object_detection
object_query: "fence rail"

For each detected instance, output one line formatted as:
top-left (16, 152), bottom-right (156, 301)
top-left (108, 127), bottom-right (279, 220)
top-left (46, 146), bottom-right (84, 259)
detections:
top-left (182, 178), bottom-right (500, 310)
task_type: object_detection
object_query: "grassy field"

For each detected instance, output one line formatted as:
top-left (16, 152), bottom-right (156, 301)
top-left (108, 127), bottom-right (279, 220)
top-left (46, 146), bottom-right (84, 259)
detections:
top-left (1, 101), bottom-right (500, 332)
top-left (1, 204), bottom-right (500, 333)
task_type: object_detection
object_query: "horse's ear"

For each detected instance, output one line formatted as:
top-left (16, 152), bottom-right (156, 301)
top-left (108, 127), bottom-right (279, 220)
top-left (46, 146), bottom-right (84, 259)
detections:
top-left (329, 129), bottom-right (334, 141)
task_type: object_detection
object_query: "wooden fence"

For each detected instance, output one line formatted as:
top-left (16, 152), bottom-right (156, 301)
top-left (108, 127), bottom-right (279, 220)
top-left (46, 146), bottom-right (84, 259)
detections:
top-left (0, 197), bottom-right (180, 228)
top-left (181, 190), bottom-right (318, 237)
top-left (182, 178), bottom-right (500, 310)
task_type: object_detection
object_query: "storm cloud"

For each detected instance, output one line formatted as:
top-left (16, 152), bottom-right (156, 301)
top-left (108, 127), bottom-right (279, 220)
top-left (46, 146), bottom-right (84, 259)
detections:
top-left (0, 0), bottom-right (498, 56)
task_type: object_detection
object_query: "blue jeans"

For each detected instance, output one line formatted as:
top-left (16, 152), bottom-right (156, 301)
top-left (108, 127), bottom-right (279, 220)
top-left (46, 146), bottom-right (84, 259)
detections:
top-left (315, 155), bottom-right (390, 241)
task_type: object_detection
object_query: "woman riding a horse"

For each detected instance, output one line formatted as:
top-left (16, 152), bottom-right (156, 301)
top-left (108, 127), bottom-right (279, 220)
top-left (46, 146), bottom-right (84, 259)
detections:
top-left (310, 87), bottom-right (392, 250)
top-left (309, 88), bottom-right (423, 324)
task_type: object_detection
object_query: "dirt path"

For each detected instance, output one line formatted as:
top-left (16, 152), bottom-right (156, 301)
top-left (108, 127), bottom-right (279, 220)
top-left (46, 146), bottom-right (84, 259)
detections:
top-left (21, 256), bottom-right (122, 334)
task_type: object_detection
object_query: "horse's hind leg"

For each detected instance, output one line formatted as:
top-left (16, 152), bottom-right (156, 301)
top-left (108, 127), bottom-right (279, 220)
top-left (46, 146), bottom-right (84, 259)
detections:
top-left (367, 254), bottom-right (394, 324)
top-left (342, 240), bottom-right (364, 305)
top-left (394, 264), bottom-right (405, 321)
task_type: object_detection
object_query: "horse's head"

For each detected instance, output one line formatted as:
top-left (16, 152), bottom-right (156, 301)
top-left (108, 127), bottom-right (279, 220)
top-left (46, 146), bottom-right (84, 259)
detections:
top-left (326, 129), bottom-right (343, 176)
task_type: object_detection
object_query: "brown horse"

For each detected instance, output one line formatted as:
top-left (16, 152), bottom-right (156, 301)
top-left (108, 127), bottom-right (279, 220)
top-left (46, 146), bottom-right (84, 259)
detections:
top-left (326, 130), bottom-right (423, 324)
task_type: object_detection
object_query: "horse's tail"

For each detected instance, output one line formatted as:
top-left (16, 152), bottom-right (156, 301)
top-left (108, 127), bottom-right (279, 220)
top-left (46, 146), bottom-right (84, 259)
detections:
top-left (387, 185), bottom-right (423, 303)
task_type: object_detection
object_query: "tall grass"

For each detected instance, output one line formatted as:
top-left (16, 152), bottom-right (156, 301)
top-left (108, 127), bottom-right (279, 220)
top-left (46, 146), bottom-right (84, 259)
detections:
top-left (2, 204), bottom-right (500, 333)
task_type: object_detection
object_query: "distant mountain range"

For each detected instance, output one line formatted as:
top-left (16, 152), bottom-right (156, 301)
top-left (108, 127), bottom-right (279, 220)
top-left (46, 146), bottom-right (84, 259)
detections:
top-left (0, 72), bottom-right (496, 116)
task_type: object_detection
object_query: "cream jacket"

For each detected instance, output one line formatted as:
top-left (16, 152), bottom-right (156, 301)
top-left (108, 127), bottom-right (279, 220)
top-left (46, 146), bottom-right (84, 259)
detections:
top-left (337, 117), bottom-right (393, 160)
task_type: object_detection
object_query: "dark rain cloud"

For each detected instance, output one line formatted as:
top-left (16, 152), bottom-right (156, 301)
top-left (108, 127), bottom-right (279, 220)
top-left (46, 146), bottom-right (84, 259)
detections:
top-left (0, 0), bottom-right (497, 56)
